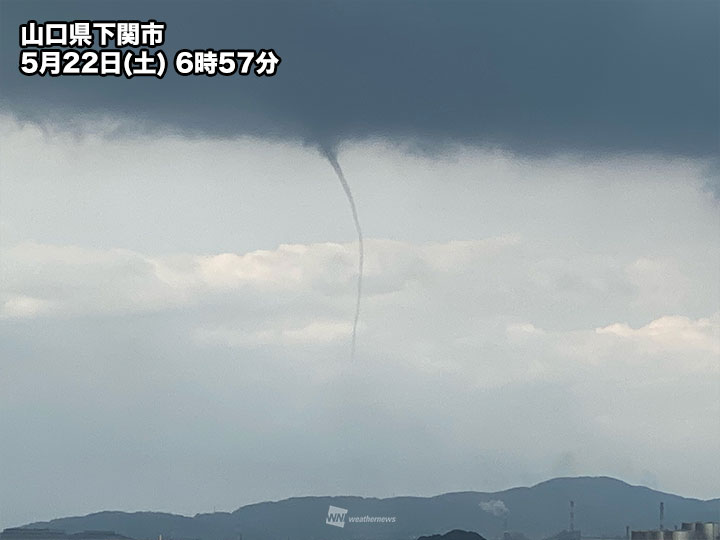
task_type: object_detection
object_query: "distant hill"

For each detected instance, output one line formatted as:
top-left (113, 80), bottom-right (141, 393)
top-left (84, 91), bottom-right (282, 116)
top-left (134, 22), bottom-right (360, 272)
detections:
top-left (418, 530), bottom-right (487, 540)
top-left (23, 477), bottom-right (720, 540)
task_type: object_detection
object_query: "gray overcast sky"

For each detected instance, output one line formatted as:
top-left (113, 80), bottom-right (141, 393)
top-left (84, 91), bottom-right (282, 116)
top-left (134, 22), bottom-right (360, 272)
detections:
top-left (0, 0), bottom-right (719, 530)
top-left (1, 0), bottom-right (718, 156)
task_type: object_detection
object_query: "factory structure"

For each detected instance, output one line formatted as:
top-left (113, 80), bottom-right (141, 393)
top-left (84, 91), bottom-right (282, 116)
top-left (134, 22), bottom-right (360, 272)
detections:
top-left (539, 501), bottom-right (719, 540)
top-left (630, 501), bottom-right (719, 540)
top-left (631, 523), bottom-right (719, 540)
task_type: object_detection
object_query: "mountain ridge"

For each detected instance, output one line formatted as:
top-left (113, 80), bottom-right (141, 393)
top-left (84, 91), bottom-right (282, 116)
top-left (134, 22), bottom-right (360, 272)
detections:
top-left (22, 477), bottom-right (720, 540)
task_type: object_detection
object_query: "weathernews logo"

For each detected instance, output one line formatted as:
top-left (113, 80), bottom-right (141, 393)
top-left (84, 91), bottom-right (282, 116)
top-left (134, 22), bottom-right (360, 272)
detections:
top-left (326, 506), bottom-right (348, 528)
top-left (325, 505), bottom-right (397, 528)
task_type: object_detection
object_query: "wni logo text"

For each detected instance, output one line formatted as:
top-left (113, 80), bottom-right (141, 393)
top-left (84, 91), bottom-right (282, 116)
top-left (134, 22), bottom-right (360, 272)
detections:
top-left (326, 505), bottom-right (348, 528)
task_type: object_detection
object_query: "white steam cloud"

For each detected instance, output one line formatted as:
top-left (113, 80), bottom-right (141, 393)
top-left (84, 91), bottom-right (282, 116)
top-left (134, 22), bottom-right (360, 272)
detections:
top-left (480, 499), bottom-right (510, 516)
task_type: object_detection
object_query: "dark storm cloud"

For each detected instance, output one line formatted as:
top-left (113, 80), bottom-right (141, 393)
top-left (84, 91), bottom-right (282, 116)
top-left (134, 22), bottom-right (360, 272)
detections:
top-left (0, 0), bottom-right (717, 157)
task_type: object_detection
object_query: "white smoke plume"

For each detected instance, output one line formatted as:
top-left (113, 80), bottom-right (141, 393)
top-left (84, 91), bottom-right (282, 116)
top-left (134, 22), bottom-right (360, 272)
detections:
top-left (321, 147), bottom-right (364, 360)
top-left (480, 499), bottom-right (510, 516)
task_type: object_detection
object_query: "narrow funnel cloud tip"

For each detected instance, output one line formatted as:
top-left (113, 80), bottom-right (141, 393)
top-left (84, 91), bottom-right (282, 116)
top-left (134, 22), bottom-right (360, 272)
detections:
top-left (320, 146), bottom-right (363, 360)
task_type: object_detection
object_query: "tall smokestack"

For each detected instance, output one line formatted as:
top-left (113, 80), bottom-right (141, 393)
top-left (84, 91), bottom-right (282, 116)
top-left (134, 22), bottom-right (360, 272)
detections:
top-left (660, 502), bottom-right (664, 531)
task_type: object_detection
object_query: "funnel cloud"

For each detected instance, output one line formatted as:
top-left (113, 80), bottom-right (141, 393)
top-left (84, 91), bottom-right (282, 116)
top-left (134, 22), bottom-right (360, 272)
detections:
top-left (321, 147), bottom-right (364, 359)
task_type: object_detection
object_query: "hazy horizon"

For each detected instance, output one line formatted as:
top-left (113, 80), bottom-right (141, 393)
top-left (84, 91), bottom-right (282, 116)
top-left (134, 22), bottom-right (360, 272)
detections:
top-left (13, 475), bottom-right (720, 528)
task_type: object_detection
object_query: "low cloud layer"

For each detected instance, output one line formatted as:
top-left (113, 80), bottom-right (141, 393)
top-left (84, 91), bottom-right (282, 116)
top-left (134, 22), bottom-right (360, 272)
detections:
top-left (1, 1), bottom-right (717, 158)
top-left (0, 115), bottom-right (718, 527)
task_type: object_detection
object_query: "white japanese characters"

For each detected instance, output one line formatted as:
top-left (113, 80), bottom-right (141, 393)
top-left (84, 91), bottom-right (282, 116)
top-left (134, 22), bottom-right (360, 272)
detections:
top-left (174, 49), bottom-right (281, 76)
top-left (18, 20), bottom-right (281, 78)
top-left (20, 20), bottom-right (166, 48)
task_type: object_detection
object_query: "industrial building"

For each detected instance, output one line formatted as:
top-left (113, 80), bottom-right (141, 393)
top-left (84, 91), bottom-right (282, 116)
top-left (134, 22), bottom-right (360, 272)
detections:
top-left (632, 522), bottom-right (719, 540)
